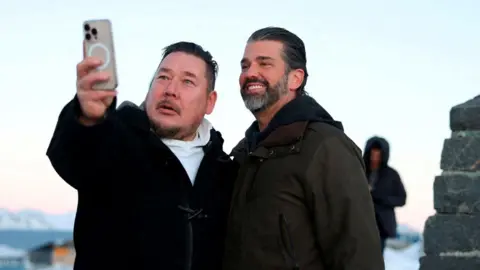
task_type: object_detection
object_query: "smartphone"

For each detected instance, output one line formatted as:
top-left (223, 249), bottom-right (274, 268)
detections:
top-left (83, 19), bottom-right (118, 90)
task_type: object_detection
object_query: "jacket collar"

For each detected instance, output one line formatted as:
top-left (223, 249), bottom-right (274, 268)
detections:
top-left (258, 121), bottom-right (309, 148)
top-left (231, 121), bottom-right (310, 162)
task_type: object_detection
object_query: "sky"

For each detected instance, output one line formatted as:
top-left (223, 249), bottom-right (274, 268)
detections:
top-left (0, 0), bottom-right (478, 231)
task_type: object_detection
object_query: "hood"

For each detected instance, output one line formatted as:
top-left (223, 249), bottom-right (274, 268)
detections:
top-left (245, 95), bottom-right (343, 150)
top-left (161, 118), bottom-right (213, 148)
top-left (118, 100), bottom-right (142, 111)
top-left (363, 136), bottom-right (390, 169)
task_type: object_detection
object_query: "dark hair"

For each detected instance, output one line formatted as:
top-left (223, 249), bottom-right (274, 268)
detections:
top-left (370, 141), bottom-right (383, 150)
top-left (160, 41), bottom-right (218, 92)
top-left (248, 27), bottom-right (309, 96)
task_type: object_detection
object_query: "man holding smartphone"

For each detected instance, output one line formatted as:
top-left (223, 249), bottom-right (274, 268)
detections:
top-left (47, 41), bottom-right (237, 270)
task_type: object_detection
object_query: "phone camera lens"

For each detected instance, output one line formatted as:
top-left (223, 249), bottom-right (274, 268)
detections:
top-left (91, 28), bottom-right (98, 35)
top-left (85, 33), bottom-right (91, 40)
top-left (84, 24), bottom-right (90, 31)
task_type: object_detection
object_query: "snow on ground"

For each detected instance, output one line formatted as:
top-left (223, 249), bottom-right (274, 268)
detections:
top-left (1, 244), bottom-right (421, 270)
top-left (385, 242), bottom-right (422, 270)
top-left (0, 244), bottom-right (25, 258)
top-left (0, 213), bottom-right (423, 270)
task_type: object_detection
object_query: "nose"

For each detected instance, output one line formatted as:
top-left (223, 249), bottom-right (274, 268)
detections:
top-left (164, 80), bottom-right (179, 98)
top-left (241, 64), bottom-right (261, 87)
top-left (243, 63), bottom-right (260, 78)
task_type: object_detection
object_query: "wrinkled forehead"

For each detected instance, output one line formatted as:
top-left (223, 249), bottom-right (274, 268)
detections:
top-left (157, 52), bottom-right (206, 78)
top-left (241, 40), bottom-right (284, 63)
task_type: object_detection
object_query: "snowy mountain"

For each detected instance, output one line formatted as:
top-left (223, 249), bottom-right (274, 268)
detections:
top-left (0, 209), bottom-right (75, 231)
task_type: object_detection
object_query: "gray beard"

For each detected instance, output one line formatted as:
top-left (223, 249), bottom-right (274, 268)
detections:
top-left (242, 75), bottom-right (289, 113)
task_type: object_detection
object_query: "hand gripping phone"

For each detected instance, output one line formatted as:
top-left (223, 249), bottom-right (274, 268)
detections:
top-left (83, 19), bottom-right (118, 90)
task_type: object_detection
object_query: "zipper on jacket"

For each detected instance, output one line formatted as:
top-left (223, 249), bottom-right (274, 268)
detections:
top-left (279, 214), bottom-right (300, 270)
top-left (245, 155), bottom-right (264, 202)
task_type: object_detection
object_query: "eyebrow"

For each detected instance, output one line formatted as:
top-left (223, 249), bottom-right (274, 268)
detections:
top-left (240, 56), bottom-right (275, 65)
top-left (183, 71), bottom-right (197, 78)
top-left (158, 67), bottom-right (172, 74)
top-left (157, 67), bottom-right (198, 79)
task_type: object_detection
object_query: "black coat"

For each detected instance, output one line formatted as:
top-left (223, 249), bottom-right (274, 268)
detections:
top-left (363, 136), bottom-right (407, 239)
top-left (46, 96), bottom-right (237, 270)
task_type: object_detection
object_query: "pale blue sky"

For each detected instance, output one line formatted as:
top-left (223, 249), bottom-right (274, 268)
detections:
top-left (0, 0), bottom-right (478, 230)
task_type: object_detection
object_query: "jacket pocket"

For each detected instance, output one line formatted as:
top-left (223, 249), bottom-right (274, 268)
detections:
top-left (279, 214), bottom-right (300, 270)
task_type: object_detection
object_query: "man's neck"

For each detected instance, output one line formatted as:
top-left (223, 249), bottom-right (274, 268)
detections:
top-left (255, 96), bottom-right (294, 131)
top-left (177, 132), bottom-right (198, 141)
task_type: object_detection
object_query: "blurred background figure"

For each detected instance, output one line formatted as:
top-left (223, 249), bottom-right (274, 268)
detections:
top-left (363, 136), bottom-right (407, 253)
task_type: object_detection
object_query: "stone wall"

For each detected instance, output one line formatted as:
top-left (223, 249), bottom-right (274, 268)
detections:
top-left (420, 95), bottom-right (480, 269)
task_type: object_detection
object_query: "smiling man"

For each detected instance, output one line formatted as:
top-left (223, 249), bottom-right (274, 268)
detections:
top-left (223, 27), bottom-right (385, 270)
top-left (47, 42), bottom-right (237, 270)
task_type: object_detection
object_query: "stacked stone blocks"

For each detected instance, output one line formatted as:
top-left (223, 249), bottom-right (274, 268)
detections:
top-left (420, 95), bottom-right (480, 269)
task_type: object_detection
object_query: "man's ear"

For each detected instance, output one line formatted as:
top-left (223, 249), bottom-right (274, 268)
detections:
top-left (206, 90), bottom-right (217, 115)
top-left (288, 69), bottom-right (305, 92)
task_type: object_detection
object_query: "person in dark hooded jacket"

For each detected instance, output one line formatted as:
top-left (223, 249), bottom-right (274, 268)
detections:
top-left (363, 136), bottom-right (407, 253)
top-left (223, 27), bottom-right (384, 270)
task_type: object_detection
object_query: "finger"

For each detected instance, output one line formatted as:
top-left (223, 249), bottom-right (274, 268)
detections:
top-left (77, 71), bottom-right (110, 90)
top-left (78, 89), bottom-right (117, 102)
top-left (91, 90), bottom-right (117, 100)
top-left (76, 57), bottom-right (104, 78)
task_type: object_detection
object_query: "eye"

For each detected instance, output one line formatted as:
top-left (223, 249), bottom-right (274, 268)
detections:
top-left (157, 75), bottom-right (169, 80)
top-left (259, 62), bottom-right (272, 67)
top-left (241, 62), bottom-right (250, 70)
top-left (184, 79), bottom-right (194, 85)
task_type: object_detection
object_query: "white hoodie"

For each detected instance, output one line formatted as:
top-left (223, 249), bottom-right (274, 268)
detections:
top-left (161, 118), bottom-right (213, 185)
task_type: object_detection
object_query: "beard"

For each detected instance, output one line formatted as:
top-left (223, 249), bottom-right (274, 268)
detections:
top-left (152, 124), bottom-right (182, 139)
top-left (241, 74), bottom-right (289, 113)
top-left (152, 121), bottom-right (201, 141)
top-left (146, 100), bottom-right (196, 141)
